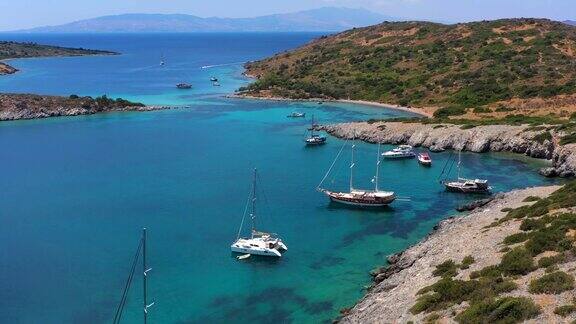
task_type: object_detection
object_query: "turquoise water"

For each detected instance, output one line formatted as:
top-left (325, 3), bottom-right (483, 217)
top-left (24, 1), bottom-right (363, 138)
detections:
top-left (0, 34), bottom-right (559, 323)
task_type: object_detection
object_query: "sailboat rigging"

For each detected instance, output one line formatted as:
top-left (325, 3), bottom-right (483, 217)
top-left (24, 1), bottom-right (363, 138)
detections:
top-left (113, 228), bottom-right (154, 324)
top-left (305, 115), bottom-right (326, 146)
top-left (440, 150), bottom-right (491, 194)
top-left (231, 169), bottom-right (288, 257)
top-left (318, 141), bottom-right (396, 207)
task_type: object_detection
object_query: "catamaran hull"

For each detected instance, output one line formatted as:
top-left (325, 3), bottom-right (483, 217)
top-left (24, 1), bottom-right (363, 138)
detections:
top-left (231, 246), bottom-right (282, 257)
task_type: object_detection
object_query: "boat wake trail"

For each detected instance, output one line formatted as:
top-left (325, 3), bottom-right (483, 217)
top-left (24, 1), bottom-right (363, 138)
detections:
top-left (200, 61), bottom-right (246, 69)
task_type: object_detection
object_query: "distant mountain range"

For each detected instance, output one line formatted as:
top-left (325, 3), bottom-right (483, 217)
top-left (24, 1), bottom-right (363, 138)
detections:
top-left (565, 20), bottom-right (576, 26)
top-left (13, 7), bottom-right (396, 33)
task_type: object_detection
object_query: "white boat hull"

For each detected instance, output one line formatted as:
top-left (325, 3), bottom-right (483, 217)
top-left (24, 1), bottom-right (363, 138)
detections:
top-left (231, 245), bottom-right (282, 257)
top-left (322, 189), bottom-right (396, 207)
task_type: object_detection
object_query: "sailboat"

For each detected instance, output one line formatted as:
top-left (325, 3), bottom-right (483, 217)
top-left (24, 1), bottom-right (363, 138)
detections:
top-left (305, 115), bottom-right (326, 145)
top-left (231, 169), bottom-right (288, 257)
top-left (441, 150), bottom-right (491, 193)
top-left (160, 54), bottom-right (165, 66)
top-left (318, 142), bottom-right (396, 207)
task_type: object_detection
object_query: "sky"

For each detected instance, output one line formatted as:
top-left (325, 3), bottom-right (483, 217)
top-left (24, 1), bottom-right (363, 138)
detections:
top-left (0, 0), bottom-right (574, 31)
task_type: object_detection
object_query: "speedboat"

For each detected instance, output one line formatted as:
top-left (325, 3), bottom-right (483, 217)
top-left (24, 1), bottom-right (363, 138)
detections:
top-left (176, 83), bottom-right (192, 89)
top-left (418, 153), bottom-right (432, 166)
top-left (287, 112), bottom-right (306, 118)
top-left (210, 77), bottom-right (218, 82)
top-left (212, 81), bottom-right (221, 87)
top-left (231, 169), bottom-right (287, 257)
top-left (382, 145), bottom-right (416, 159)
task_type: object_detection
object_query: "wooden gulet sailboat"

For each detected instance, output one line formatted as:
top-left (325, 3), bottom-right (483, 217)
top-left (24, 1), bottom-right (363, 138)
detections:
top-left (231, 169), bottom-right (288, 257)
top-left (441, 150), bottom-right (491, 194)
top-left (318, 142), bottom-right (396, 207)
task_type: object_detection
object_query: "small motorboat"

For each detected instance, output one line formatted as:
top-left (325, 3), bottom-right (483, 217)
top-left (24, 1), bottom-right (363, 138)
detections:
top-left (418, 153), bottom-right (432, 166)
top-left (287, 112), bottom-right (306, 118)
top-left (210, 77), bottom-right (218, 82)
top-left (176, 83), bottom-right (192, 89)
top-left (382, 145), bottom-right (416, 159)
top-left (212, 81), bottom-right (221, 87)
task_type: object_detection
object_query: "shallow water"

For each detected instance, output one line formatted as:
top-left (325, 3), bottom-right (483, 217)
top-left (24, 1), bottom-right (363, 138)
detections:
top-left (0, 33), bottom-right (559, 323)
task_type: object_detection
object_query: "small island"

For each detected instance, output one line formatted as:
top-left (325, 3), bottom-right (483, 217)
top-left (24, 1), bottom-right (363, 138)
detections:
top-left (0, 93), bottom-right (167, 121)
top-left (0, 40), bottom-right (118, 75)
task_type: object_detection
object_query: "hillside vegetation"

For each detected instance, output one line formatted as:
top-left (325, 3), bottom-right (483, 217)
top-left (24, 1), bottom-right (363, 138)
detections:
top-left (243, 19), bottom-right (576, 121)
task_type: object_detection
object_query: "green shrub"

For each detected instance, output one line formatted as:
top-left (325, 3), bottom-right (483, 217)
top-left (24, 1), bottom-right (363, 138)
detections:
top-left (519, 218), bottom-right (545, 231)
top-left (529, 271), bottom-right (575, 294)
top-left (499, 247), bottom-right (535, 276)
top-left (554, 305), bottom-right (576, 317)
top-left (538, 254), bottom-right (565, 268)
top-left (461, 255), bottom-right (475, 269)
top-left (433, 260), bottom-right (459, 278)
top-left (433, 106), bottom-right (466, 118)
top-left (523, 196), bottom-right (541, 202)
top-left (455, 297), bottom-right (540, 324)
top-left (503, 232), bottom-right (531, 245)
top-left (532, 132), bottom-right (552, 144)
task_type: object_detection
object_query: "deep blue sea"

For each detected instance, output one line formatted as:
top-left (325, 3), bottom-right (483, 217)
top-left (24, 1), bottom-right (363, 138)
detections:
top-left (0, 33), bottom-right (559, 323)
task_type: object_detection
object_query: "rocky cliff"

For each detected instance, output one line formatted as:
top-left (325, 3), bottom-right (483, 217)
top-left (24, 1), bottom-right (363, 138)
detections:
top-left (0, 62), bottom-right (18, 75)
top-left (319, 121), bottom-right (576, 177)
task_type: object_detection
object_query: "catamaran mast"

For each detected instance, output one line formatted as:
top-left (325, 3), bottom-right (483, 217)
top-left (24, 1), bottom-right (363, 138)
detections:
top-left (143, 228), bottom-right (147, 324)
top-left (250, 168), bottom-right (257, 236)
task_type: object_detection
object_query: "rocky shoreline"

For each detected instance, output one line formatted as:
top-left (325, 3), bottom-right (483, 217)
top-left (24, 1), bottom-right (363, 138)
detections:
top-left (0, 62), bottom-right (18, 75)
top-left (340, 185), bottom-right (564, 323)
top-left (0, 93), bottom-right (172, 121)
top-left (319, 121), bottom-right (576, 178)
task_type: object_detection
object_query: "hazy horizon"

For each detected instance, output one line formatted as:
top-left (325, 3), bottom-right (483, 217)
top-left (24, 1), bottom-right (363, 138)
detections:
top-left (2, 0), bottom-right (575, 32)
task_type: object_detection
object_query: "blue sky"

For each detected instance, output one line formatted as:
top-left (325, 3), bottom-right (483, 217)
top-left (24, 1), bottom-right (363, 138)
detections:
top-left (1, 0), bottom-right (574, 31)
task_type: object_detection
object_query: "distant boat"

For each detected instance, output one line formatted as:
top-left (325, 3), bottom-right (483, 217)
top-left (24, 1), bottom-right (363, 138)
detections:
top-left (418, 152), bottom-right (432, 166)
top-left (441, 150), bottom-right (491, 194)
top-left (382, 145), bottom-right (416, 159)
top-left (305, 115), bottom-right (326, 146)
top-left (231, 169), bottom-right (288, 257)
top-left (210, 77), bottom-right (218, 82)
top-left (287, 112), bottom-right (306, 118)
top-left (160, 54), bottom-right (165, 66)
top-left (212, 81), bottom-right (221, 87)
top-left (318, 142), bottom-right (396, 207)
top-left (176, 83), bottom-right (192, 89)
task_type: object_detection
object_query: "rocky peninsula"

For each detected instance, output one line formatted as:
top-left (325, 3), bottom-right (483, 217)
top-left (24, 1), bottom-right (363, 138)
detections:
top-left (0, 40), bottom-right (117, 75)
top-left (319, 121), bottom-right (576, 178)
top-left (0, 93), bottom-right (169, 121)
top-left (340, 184), bottom-right (576, 323)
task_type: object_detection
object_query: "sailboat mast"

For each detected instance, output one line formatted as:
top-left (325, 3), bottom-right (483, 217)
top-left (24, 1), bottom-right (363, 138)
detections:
top-left (350, 142), bottom-right (355, 191)
top-left (310, 115), bottom-right (315, 136)
top-left (142, 228), bottom-right (147, 324)
top-left (457, 150), bottom-right (462, 180)
top-left (375, 143), bottom-right (380, 191)
top-left (251, 168), bottom-right (257, 236)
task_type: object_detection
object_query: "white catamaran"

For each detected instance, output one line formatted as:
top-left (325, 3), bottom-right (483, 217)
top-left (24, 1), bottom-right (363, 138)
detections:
top-left (231, 169), bottom-right (288, 257)
top-left (318, 142), bottom-right (396, 207)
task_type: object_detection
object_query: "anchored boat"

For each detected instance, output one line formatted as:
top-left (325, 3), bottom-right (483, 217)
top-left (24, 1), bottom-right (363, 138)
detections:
top-left (305, 115), bottom-right (326, 145)
top-left (176, 83), bottom-right (192, 89)
top-left (287, 112), bottom-right (306, 118)
top-left (382, 145), bottom-right (416, 159)
top-left (441, 150), bottom-right (491, 194)
top-left (418, 152), bottom-right (432, 166)
top-left (231, 169), bottom-right (288, 257)
top-left (318, 142), bottom-right (396, 207)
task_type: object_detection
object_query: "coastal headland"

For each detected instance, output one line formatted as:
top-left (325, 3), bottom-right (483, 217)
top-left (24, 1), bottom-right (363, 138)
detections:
top-left (340, 184), bottom-right (576, 323)
top-left (0, 40), bottom-right (117, 75)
